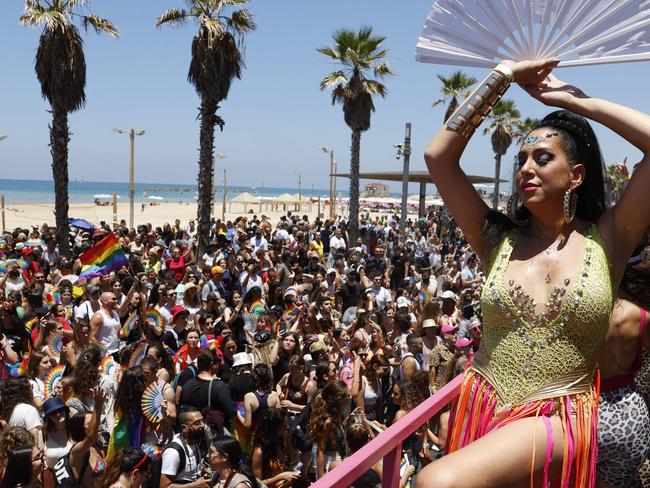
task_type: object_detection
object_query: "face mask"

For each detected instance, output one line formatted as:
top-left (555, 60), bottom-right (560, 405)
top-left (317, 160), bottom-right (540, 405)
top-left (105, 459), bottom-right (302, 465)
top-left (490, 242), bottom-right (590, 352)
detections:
top-left (340, 400), bottom-right (352, 419)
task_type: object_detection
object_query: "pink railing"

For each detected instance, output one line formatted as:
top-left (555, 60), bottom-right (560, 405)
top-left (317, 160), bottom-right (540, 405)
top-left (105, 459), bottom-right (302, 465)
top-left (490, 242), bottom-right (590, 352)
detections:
top-left (311, 374), bottom-right (463, 488)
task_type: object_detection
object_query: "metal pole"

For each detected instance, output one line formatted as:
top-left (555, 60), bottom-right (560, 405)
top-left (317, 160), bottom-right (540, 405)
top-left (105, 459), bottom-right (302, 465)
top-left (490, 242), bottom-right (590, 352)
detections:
top-left (112, 192), bottom-right (118, 226)
top-left (418, 181), bottom-right (426, 217)
top-left (329, 151), bottom-right (335, 219)
top-left (212, 156), bottom-right (216, 217)
top-left (1, 195), bottom-right (5, 233)
top-left (129, 129), bottom-right (135, 230)
top-left (333, 160), bottom-right (337, 215)
top-left (399, 123), bottom-right (412, 237)
top-left (221, 168), bottom-right (227, 222)
top-left (298, 174), bottom-right (302, 202)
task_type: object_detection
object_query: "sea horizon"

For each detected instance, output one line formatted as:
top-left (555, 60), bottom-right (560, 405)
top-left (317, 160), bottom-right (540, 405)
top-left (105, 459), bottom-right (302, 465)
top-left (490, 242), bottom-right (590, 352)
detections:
top-left (0, 178), bottom-right (343, 205)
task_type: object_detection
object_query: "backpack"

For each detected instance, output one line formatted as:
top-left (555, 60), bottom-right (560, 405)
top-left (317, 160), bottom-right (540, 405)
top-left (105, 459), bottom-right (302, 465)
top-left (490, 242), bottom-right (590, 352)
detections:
top-left (290, 395), bottom-right (315, 452)
top-left (146, 441), bottom-right (186, 488)
top-left (172, 363), bottom-right (197, 391)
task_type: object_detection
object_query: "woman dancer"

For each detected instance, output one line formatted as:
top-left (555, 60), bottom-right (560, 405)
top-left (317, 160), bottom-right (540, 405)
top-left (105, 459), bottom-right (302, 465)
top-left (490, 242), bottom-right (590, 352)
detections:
top-left (416, 58), bottom-right (650, 488)
top-left (597, 233), bottom-right (650, 488)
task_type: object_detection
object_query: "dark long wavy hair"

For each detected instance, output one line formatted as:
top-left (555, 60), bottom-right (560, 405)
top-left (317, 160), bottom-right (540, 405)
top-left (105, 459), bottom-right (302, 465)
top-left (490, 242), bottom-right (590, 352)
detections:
top-left (484, 110), bottom-right (607, 252)
top-left (114, 366), bottom-right (147, 420)
top-left (212, 436), bottom-right (261, 488)
top-left (251, 408), bottom-right (287, 479)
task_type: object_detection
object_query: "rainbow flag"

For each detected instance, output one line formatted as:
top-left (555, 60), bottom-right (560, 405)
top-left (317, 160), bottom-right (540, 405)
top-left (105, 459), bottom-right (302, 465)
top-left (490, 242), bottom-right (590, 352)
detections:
top-left (77, 233), bottom-right (128, 283)
top-left (286, 304), bottom-right (303, 319)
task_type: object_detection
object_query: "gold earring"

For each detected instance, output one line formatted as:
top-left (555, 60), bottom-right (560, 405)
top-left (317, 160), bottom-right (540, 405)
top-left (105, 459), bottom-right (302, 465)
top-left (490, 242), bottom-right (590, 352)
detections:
top-left (506, 193), bottom-right (529, 226)
top-left (563, 189), bottom-right (577, 224)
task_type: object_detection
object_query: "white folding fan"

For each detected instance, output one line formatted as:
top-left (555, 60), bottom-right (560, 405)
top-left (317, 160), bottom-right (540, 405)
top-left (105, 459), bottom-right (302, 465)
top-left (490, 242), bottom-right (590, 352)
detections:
top-left (416, 0), bottom-right (650, 68)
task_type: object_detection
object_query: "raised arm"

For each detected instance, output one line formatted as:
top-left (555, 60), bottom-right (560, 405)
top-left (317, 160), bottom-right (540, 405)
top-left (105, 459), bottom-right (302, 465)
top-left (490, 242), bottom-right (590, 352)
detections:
top-left (425, 59), bottom-right (557, 259)
top-left (523, 74), bottom-right (650, 282)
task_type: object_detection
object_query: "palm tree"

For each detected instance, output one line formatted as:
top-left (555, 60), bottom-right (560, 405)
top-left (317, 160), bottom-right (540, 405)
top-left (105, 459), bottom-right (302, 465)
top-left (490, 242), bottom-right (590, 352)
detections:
top-left (317, 27), bottom-right (394, 242)
top-left (483, 99), bottom-right (521, 210)
top-left (156, 0), bottom-right (256, 256)
top-left (509, 117), bottom-right (540, 194)
top-left (432, 71), bottom-right (477, 122)
top-left (20, 1), bottom-right (119, 257)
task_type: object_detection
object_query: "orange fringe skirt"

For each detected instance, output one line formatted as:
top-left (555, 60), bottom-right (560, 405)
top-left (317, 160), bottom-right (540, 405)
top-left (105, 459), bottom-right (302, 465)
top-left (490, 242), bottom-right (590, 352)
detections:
top-left (446, 369), bottom-right (600, 488)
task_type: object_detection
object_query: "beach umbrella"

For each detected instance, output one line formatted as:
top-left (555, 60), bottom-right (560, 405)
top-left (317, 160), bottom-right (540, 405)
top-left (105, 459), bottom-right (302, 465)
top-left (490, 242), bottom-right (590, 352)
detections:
top-left (25, 239), bottom-right (44, 248)
top-left (148, 195), bottom-right (164, 201)
top-left (69, 218), bottom-right (95, 230)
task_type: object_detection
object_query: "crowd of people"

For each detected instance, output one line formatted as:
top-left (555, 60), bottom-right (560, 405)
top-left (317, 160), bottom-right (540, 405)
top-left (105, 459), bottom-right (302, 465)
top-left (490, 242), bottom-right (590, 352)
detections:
top-left (0, 208), bottom-right (488, 488)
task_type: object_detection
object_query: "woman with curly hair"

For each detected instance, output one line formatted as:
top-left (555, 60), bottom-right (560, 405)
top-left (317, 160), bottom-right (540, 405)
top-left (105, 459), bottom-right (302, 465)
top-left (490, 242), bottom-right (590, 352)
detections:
top-left (145, 344), bottom-right (175, 384)
top-left (101, 448), bottom-right (151, 488)
top-left (0, 426), bottom-right (34, 477)
top-left (308, 379), bottom-right (350, 478)
top-left (395, 379), bottom-right (431, 477)
top-left (0, 376), bottom-right (43, 448)
top-left (251, 408), bottom-right (300, 488)
top-left (66, 345), bottom-right (102, 416)
top-left (107, 366), bottom-right (148, 459)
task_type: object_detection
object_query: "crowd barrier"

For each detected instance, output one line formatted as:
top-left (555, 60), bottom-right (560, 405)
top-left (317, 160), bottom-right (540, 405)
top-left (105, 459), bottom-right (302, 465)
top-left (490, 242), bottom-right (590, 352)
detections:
top-left (312, 374), bottom-right (463, 488)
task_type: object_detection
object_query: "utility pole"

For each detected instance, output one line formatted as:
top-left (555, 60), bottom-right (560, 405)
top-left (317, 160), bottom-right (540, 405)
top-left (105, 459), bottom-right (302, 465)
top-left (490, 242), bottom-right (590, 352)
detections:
top-left (221, 168), bottom-right (227, 222)
top-left (397, 123), bottom-right (412, 238)
top-left (320, 146), bottom-right (336, 220)
top-left (297, 174), bottom-right (302, 202)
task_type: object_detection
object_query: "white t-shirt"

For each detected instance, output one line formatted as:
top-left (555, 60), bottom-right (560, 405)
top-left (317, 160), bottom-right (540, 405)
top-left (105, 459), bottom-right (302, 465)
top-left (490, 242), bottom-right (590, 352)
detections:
top-left (161, 434), bottom-right (202, 482)
top-left (239, 273), bottom-right (264, 296)
top-left (9, 403), bottom-right (42, 431)
top-left (30, 378), bottom-right (45, 402)
top-left (45, 434), bottom-right (72, 468)
top-left (330, 235), bottom-right (346, 254)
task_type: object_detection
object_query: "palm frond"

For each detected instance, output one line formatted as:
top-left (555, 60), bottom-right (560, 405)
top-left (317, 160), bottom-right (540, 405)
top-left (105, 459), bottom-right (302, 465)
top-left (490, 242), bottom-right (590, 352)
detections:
top-left (373, 61), bottom-right (393, 78)
top-left (155, 8), bottom-right (190, 27)
top-left (320, 71), bottom-right (349, 90)
top-left (363, 79), bottom-right (387, 98)
top-left (82, 15), bottom-right (119, 37)
top-left (227, 9), bottom-right (256, 35)
top-left (316, 46), bottom-right (338, 60)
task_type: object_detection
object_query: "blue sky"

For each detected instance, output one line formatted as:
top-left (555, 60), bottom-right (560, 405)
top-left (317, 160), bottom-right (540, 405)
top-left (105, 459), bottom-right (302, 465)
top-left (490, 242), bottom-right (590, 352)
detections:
top-left (1, 0), bottom-right (648, 194)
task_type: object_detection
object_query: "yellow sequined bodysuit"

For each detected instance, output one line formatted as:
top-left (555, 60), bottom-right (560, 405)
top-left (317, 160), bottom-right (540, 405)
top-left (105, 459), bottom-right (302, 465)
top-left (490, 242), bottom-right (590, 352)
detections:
top-left (446, 224), bottom-right (613, 488)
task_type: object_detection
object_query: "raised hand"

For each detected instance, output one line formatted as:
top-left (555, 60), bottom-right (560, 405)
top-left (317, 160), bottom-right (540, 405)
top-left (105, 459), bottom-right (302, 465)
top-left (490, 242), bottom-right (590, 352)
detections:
top-left (521, 73), bottom-right (588, 109)
top-left (501, 58), bottom-right (559, 86)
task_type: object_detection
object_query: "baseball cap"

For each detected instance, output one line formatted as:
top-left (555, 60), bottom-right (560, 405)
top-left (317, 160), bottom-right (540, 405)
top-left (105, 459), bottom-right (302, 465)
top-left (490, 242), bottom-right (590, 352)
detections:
top-left (326, 268), bottom-right (336, 275)
top-left (455, 338), bottom-right (473, 348)
top-left (396, 296), bottom-right (411, 308)
top-left (441, 324), bottom-right (459, 335)
top-left (171, 305), bottom-right (189, 321)
top-left (211, 265), bottom-right (224, 276)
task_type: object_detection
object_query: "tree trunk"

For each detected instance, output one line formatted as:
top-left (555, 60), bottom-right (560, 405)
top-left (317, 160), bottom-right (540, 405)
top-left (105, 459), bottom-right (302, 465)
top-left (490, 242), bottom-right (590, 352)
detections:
top-left (444, 97), bottom-right (458, 123)
top-left (492, 153), bottom-right (502, 210)
top-left (50, 104), bottom-right (71, 257)
top-left (197, 97), bottom-right (219, 258)
top-left (348, 129), bottom-right (361, 243)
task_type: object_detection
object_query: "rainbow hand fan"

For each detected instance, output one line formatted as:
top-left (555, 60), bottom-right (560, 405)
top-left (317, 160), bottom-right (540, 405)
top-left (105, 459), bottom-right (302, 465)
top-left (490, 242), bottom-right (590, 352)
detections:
top-left (44, 365), bottom-right (65, 398)
top-left (416, 0), bottom-right (650, 68)
top-left (48, 334), bottom-right (63, 355)
top-left (101, 355), bottom-right (117, 377)
top-left (140, 443), bottom-right (162, 460)
top-left (121, 313), bottom-right (139, 336)
top-left (144, 308), bottom-right (164, 335)
top-left (128, 342), bottom-right (147, 367)
top-left (141, 382), bottom-right (164, 424)
top-left (419, 290), bottom-right (431, 303)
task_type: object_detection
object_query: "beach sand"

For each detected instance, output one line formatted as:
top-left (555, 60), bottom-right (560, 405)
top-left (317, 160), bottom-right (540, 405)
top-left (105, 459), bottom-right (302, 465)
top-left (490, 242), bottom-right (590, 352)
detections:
top-left (1, 200), bottom-right (347, 230)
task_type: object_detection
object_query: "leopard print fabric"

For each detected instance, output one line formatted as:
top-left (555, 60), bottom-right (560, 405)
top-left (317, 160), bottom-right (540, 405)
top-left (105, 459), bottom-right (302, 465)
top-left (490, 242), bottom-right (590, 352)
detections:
top-left (636, 350), bottom-right (650, 488)
top-left (597, 384), bottom-right (650, 487)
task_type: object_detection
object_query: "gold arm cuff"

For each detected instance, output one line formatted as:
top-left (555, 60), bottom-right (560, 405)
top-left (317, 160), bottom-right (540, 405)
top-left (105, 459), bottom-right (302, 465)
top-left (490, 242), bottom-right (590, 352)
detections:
top-left (446, 66), bottom-right (513, 139)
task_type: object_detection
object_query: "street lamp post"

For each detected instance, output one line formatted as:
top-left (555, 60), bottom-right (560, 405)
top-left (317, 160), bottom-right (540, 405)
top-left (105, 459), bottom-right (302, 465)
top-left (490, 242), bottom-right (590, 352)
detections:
top-left (320, 146), bottom-right (335, 219)
top-left (113, 128), bottom-right (145, 229)
top-left (396, 123), bottom-right (412, 239)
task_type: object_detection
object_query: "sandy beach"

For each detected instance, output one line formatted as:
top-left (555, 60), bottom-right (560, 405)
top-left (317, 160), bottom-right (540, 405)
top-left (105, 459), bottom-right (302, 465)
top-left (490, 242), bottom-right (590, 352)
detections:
top-left (1, 200), bottom-right (347, 230)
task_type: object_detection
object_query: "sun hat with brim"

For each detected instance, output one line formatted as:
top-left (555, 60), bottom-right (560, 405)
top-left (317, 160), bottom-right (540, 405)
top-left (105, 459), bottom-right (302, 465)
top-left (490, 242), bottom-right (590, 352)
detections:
top-left (469, 319), bottom-right (482, 329)
top-left (441, 324), bottom-right (459, 335)
top-left (455, 338), bottom-right (473, 348)
top-left (283, 287), bottom-right (298, 298)
top-left (43, 397), bottom-right (69, 417)
top-left (232, 352), bottom-right (253, 368)
top-left (422, 319), bottom-right (438, 328)
top-left (440, 290), bottom-right (458, 302)
top-left (171, 305), bottom-right (189, 321)
top-left (396, 296), bottom-right (411, 308)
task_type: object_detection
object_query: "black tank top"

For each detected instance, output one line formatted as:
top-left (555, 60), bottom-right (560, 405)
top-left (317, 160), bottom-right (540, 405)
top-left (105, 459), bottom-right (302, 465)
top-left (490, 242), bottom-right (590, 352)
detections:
top-left (252, 391), bottom-right (269, 425)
